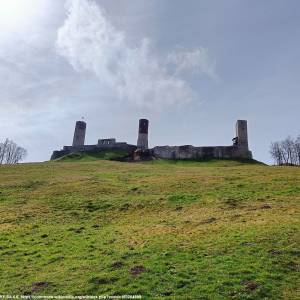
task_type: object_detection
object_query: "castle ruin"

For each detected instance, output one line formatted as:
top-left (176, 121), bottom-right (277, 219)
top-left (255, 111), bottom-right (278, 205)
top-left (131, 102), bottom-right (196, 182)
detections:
top-left (51, 119), bottom-right (252, 160)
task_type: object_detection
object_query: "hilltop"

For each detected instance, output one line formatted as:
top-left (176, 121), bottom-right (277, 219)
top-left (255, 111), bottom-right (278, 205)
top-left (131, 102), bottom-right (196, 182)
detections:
top-left (0, 159), bottom-right (299, 299)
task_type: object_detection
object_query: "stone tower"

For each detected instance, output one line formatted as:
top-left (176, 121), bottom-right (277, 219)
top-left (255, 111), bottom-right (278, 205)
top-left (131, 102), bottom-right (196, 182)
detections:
top-left (235, 120), bottom-right (248, 149)
top-left (137, 119), bottom-right (149, 150)
top-left (72, 121), bottom-right (86, 147)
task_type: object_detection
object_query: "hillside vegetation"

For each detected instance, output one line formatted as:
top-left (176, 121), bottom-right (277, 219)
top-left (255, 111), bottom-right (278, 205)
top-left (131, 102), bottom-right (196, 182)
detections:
top-left (55, 150), bottom-right (129, 162)
top-left (0, 159), bottom-right (299, 299)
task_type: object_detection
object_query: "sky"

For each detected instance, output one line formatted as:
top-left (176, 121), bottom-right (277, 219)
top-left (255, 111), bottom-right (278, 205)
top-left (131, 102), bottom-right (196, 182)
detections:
top-left (0, 0), bottom-right (299, 164)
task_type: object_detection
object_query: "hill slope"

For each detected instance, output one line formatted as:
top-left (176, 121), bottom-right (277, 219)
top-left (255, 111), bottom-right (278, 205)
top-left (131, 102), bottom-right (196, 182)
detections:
top-left (0, 160), bottom-right (299, 299)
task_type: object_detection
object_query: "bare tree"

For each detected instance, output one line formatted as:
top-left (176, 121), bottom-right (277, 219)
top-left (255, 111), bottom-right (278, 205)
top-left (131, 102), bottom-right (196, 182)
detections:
top-left (281, 136), bottom-right (294, 165)
top-left (0, 138), bottom-right (9, 164)
top-left (270, 142), bottom-right (283, 165)
top-left (0, 139), bottom-right (27, 165)
top-left (294, 135), bottom-right (300, 165)
top-left (270, 135), bottom-right (299, 166)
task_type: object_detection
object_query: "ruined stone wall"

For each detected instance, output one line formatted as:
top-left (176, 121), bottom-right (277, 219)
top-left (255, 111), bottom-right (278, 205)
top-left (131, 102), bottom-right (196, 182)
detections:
top-left (152, 145), bottom-right (252, 160)
top-left (51, 143), bottom-right (252, 161)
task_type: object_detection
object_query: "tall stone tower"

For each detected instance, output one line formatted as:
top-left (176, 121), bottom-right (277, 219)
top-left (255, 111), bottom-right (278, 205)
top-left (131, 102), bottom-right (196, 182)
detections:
top-left (235, 120), bottom-right (248, 149)
top-left (72, 121), bottom-right (86, 147)
top-left (137, 119), bottom-right (149, 150)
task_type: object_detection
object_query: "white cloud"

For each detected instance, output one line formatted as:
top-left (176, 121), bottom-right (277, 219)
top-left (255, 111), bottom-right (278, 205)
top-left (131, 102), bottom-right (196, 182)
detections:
top-left (167, 47), bottom-right (218, 80)
top-left (56, 0), bottom-right (217, 108)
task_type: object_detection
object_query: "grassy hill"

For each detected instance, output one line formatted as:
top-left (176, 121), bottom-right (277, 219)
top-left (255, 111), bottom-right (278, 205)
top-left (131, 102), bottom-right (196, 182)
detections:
top-left (0, 159), bottom-right (299, 299)
top-left (55, 150), bottom-right (130, 162)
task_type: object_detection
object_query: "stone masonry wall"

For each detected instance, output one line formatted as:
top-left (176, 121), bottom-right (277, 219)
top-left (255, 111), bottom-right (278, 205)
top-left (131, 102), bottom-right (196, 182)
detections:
top-left (152, 145), bottom-right (252, 160)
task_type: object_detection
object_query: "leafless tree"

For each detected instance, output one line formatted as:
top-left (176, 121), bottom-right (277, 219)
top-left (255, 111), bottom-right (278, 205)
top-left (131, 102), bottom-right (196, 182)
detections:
top-left (0, 139), bottom-right (27, 165)
top-left (0, 138), bottom-right (9, 164)
top-left (270, 142), bottom-right (283, 165)
top-left (270, 135), bottom-right (300, 166)
top-left (281, 136), bottom-right (294, 164)
top-left (294, 135), bottom-right (300, 165)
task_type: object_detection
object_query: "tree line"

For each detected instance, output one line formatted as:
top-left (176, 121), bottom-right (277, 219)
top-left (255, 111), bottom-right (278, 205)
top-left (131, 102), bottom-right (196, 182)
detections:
top-left (270, 135), bottom-right (300, 166)
top-left (0, 139), bottom-right (27, 165)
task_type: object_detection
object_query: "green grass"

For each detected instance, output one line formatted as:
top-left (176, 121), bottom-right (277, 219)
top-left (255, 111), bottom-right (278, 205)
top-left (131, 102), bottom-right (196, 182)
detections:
top-left (0, 159), bottom-right (299, 299)
top-left (55, 150), bottom-right (129, 161)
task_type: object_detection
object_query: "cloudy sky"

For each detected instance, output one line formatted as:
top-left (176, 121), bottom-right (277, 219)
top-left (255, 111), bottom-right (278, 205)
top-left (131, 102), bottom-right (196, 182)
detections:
top-left (0, 0), bottom-right (299, 163)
